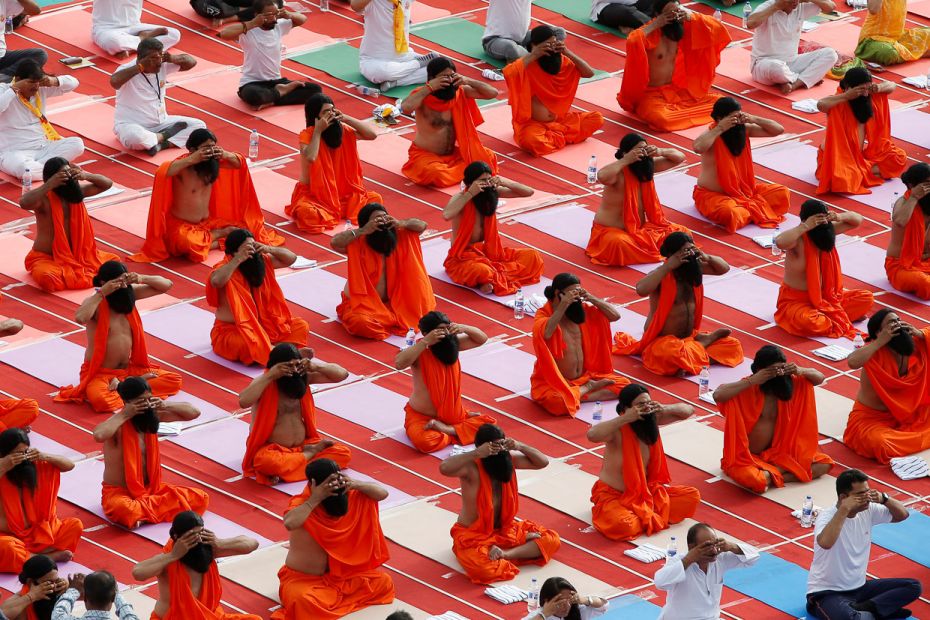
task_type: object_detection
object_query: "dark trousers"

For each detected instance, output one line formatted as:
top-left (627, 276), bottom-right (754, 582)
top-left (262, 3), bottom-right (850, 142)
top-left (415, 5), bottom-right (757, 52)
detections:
top-left (0, 48), bottom-right (48, 83)
top-left (807, 578), bottom-right (922, 620)
top-left (237, 78), bottom-right (320, 108)
top-left (595, 0), bottom-right (655, 30)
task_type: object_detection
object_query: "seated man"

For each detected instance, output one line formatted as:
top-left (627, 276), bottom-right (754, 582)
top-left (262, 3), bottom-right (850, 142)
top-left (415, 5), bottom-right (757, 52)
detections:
top-left (207, 229), bottom-right (307, 366)
top-left (503, 26), bottom-right (602, 156)
top-left (855, 0), bottom-right (930, 66)
top-left (111, 39), bottom-right (204, 156)
top-left (240, 343), bottom-right (352, 485)
top-left (0, 428), bottom-right (82, 573)
top-left (91, 0), bottom-right (181, 57)
top-left (132, 128), bottom-right (283, 263)
top-left (57, 261), bottom-right (183, 413)
top-left (274, 459), bottom-right (395, 618)
top-left (394, 311), bottom-right (496, 453)
top-left (618, 0), bottom-right (730, 132)
top-left (287, 94), bottom-right (380, 234)
top-left (0, 0), bottom-right (44, 83)
top-left (93, 377), bottom-right (207, 528)
top-left (531, 273), bottom-right (629, 416)
top-left (844, 310), bottom-right (930, 462)
top-left (440, 424), bottom-right (560, 583)
top-left (16, 555), bottom-right (68, 620)
top-left (748, 0), bottom-right (838, 94)
top-left (443, 162), bottom-right (542, 295)
top-left (483, 0), bottom-right (565, 64)
top-left (587, 384), bottom-right (697, 540)
top-left (614, 232), bottom-right (743, 376)
top-left (586, 133), bottom-right (688, 266)
top-left (774, 200), bottom-right (873, 339)
top-left (592, 0), bottom-right (656, 33)
top-left (401, 58), bottom-right (499, 188)
top-left (53, 570), bottom-right (140, 619)
top-left (332, 204), bottom-right (434, 340)
top-left (814, 68), bottom-right (906, 195)
top-left (693, 97), bottom-right (790, 232)
top-left (354, 0), bottom-right (437, 91)
top-left (886, 163), bottom-right (930, 299)
top-left (0, 60), bottom-right (83, 180)
top-left (20, 158), bottom-right (117, 292)
top-left (132, 511), bottom-right (261, 619)
top-left (219, 0), bottom-right (319, 110)
top-left (715, 345), bottom-right (833, 494)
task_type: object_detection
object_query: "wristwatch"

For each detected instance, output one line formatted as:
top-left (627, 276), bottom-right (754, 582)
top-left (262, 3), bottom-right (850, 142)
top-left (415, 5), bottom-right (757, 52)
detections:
top-left (881, 492), bottom-right (889, 505)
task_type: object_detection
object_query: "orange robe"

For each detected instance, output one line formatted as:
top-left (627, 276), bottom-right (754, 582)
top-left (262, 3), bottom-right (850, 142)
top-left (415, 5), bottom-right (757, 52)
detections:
top-left (503, 55), bottom-right (603, 156)
top-left (775, 236), bottom-right (873, 339)
top-left (586, 168), bottom-right (689, 266)
top-left (451, 463), bottom-right (560, 583)
top-left (272, 489), bottom-right (395, 620)
top-left (102, 422), bottom-right (209, 527)
top-left (0, 462), bottom-right (83, 573)
top-left (401, 89), bottom-right (498, 188)
top-left (693, 131), bottom-right (790, 232)
top-left (815, 92), bottom-right (907, 195)
top-left (286, 127), bottom-right (382, 234)
top-left (206, 254), bottom-right (308, 366)
top-left (618, 13), bottom-right (730, 132)
top-left (613, 272), bottom-right (744, 376)
top-left (0, 398), bottom-right (38, 432)
top-left (404, 349), bottom-right (496, 453)
top-left (131, 154), bottom-right (284, 263)
top-left (25, 194), bottom-right (117, 292)
top-left (886, 191), bottom-right (930, 299)
top-left (530, 301), bottom-right (629, 416)
top-left (55, 302), bottom-right (182, 413)
top-left (844, 328), bottom-right (930, 463)
top-left (444, 201), bottom-right (543, 295)
top-left (242, 385), bottom-right (351, 485)
top-left (720, 377), bottom-right (834, 494)
top-left (591, 425), bottom-right (700, 541)
top-left (336, 229), bottom-right (435, 340)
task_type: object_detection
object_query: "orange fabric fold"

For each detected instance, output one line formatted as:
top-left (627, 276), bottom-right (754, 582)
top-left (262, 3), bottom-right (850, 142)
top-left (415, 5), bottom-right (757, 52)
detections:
top-left (0, 398), bottom-right (39, 433)
top-left (273, 565), bottom-right (393, 620)
top-left (886, 191), bottom-right (930, 299)
top-left (336, 229), bottom-right (436, 340)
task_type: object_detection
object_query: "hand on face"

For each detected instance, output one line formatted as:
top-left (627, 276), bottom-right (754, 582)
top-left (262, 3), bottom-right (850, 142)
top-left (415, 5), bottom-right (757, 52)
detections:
top-left (718, 112), bottom-right (742, 132)
top-left (234, 239), bottom-right (256, 263)
top-left (28, 579), bottom-right (56, 601)
top-left (541, 592), bottom-right (573, 617)
top-left (315, 108), bottom-right (337, 132)
top-left (422, 326), bottom-right (450, 346)
top-left (557, 287), bottom-right (584, 311)
top-left (98, 276), bottom-right (128, 297)
top-left (877, 318), bottom-right (902, 346)
top-left (840, 491), bottom-right (869, 514)
top-left (666, 245), bottom-right (696, 269)
top-left (309, 472), bottom-right (345, 502)
top-left (804, 213), bottom-right (831, 231)
top-left (67, 573), bottom-right (85, 595)
top-left (172, 529), bottom-right (202, 558)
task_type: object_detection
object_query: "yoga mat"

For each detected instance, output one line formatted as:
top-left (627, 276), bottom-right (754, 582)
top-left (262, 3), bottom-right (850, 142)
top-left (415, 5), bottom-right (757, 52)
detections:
top-left (218, 544), bottom-right (285, 600)
top-left (518, 459), bottom-right (596, 523)
top-left (291, 42), bottom-right (420, 99)
top-left (813, 385), bottom-right (854, 441)
top-left (512, 202), bottom-right (592, 249)
top-left (599, 594), bottom-right (661, 620)
top-left (278, 267), bottom-right (343, 319)
top-left (410, 16), bottom-right (506, 68)
top-left (723, 551), bottom-right (810, 618)
top-left (891, 107), bottom-right (930, 150)
top-left (0, 232), bottom-right (90, 305)
top-left (30, 432), bottom-right (84, 462)
top-left (24, 7), bottom-right (118, 59)
top-left (343, 602), bottom-right (429, 620)
top-left (313, 379), bottom-right (409, 436)
top-left (911, 0), bottom-right (930, 18)
top-left (459, 340), bottom-right (536, 395)
top-left (806, 18), bottom-right (862, 56)
top-left (872, 509), bottom-right (930, 568)
top-left (753, 141), bottom-right (819, 187)
top-left (837, 240), bottom-right (930, 306)
top-left (534, 0), bottom-right (621, 35)
top-left (575, 76), bottom-right (620, 112)
top-left (717, 45), bottom-right (838, 102)
top-left (250, 166), bottom-right (297, 219)
top-left (410, 2), bottom-right (451, 23)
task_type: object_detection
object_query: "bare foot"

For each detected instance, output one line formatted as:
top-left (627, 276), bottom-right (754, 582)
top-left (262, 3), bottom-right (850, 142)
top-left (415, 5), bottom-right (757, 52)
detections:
top-left (138, 27), bottom-right (169, 39)
top-left (274, 81), bottom-right (303, 98)
top-left (761, 470), bottom-right (773, 491)
top-left (580, 378), bottom-right (613, 397)
top-left (252, 102), bottom-right (275, 111)
top-left (115, 50), bottom-right (131, 59)
top-left (526, 532), bottom-right (541, 541)
top-left (46, 550), bottom-right (73, 563)
top-left (694, 328), bottom-right (731, 348)
top-left (267, 475), bottom-right (281, 485)
top-left (779, 82), bottom-right (795, 95)
top-left (619, 26), bottom-right (634, 35)
top-left (304, 439), bottom-right (334, 458)
top-left (211, 225), bottom-right (239, 241)
top-left (488, 545), bottom-right (505, 561)
top-left (479, 283), bottom-right (494, 294)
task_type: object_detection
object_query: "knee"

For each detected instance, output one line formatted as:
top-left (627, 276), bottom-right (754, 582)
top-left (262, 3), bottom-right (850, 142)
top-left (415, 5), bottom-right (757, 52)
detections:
top-left (902, 578), bottom-right (923, 599)
top-left (32, 49), bottom-right (49, 65)
top-left (821, 48), bottom-right (839, 65)
top-left (88, 390), bottom-right (122, 414)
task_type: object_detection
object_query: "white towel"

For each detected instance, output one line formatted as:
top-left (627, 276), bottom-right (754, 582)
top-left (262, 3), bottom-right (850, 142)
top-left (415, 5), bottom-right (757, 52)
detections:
top-left (890, 455), bottom-right (930, 480)
top-left (903, 75), bottom-right (928, 89)
top-left (290, 256), bottom-right (317, 269)
top-left (157, 421), bottom-right (183, 436)
top-left (812, 344), bottom-right (853, 361)
top-left (791, 99), bottom-right (819, 114)
top-left (790, 505), bottom-right (823, 520)
top-left (484, 585), bottom-right (528, 604)
top-left (752, 234), bottom-right (776, 249)
top-left (624, 543), bottom-right (666, 563)
top-left (450, 444), bottom-right (471, 457)
top-left (505, 293), bottom-right (546, 317)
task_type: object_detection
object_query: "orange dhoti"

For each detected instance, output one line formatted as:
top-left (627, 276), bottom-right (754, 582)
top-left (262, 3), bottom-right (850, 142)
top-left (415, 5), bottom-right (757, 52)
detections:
top-left (251, 442), bottom-right (352, 484)
top-left (0, 519), bottom-right (83, 573)
top-left (586, 221), bottom-right (688, 267)
top-left (886, 256), bottom-right (930, 299)
top-left (693, 182), bottom-right (790, 232)
top-left (273, 565), bottom-right (394, 620)
top-left (102, 482), bottom-right (209, 528)
top-left (403, 404), bottom-right (496, 453)
top-left (591, 479), bottom-right (700, 541)
top-left (515, 112), bottom-right (603, 157)
top-left (451, 519), bottom-right (560, 584)
top-left (444, 242), bottom-right (543, 296)
top-left (287, 182), bottom-right (382, 234)
top-left (775, 284), bottom-right (873, 338)
top-left (639, 333), bottom-right (744, 377)
top-left (844, 401), bottom-right (930, 463)
top-left (163, 215), bottom-right (234, 263)
top-left (533, 372), bottom-right (627, 417)
top-left (210, 317), bottom-right (309, 366)
top-left (78, 365), bottom-right (182, 413)
top-left (26, 249), bottom-right (117, 293)
top-left (632, 86), bottom-right (719, 132)
top-left (0, 398), bottom-right (39, 432)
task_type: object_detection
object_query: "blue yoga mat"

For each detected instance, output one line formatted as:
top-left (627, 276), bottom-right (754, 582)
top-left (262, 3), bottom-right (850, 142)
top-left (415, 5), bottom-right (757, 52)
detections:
top-left (600, 594), bottom-right (661, 620)
top-left (723, 552), bottom-right (810, 618)
top-left (873, 509), bottom-right (930, 569)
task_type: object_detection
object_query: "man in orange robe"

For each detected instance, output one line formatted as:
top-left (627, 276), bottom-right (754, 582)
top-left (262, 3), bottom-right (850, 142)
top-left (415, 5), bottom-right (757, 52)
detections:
top-left (716, 346), bottom-right (833, 494)
top-left (587, 384), bottom-right (698, 541)
top-left (618, 0), bottom-right (730, 132)
top-left (16, 555), bottom-right (69, 620)
top-left (844, 310), bottom-right (930, 462)
top-left (56, 260), bottom-right (182, 413)
top-left (93, 377), bottom-right (208, 528)
top-left (240, 343), bottom-right (352, 485)
top-left (531, 273), bottom-right (629, 416)
top-left (273, 459), bottom-right (395, 619)
top-left (0, 429), bottom-right (82, 573)
top-left (401, 57), bottom-right (500, 188)
top-left (206, 229), bottom-right (308, 366)
top-left (692, 97), bottom-right (790, 232)
top-left (587, 133), bottom-right (688, 266)
top-left (132, 511), bottom-right (261, 620)
top-left (502, 26), bottom-right (602, 156)
top-left (814, 68), bottom-right (906, 195)
top-left (774, 200), bottom-right (873, 339)
top-left (19, 157), bottom-right (117, 292)
top-left (886, 163), bottom-right (930, 299)
top-left (444, 162), bottom-right (543, 295)
top-left (287, 93), bottom-right (381, 234)
top-left (332, 203), bottom-right (435, 340)
top-left (395, 311), bottom-right (496, 453)
top-left (614, 232), bottom-right (743, 376)
top-left (131, 128), bottom-right (284, 263)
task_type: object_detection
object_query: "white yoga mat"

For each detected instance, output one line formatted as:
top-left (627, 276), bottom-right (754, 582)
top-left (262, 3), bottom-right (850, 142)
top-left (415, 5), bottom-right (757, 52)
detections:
top-left (891, 107), bottom-right (930, 150)
top-left (837, 240), bottom-right (930, 306)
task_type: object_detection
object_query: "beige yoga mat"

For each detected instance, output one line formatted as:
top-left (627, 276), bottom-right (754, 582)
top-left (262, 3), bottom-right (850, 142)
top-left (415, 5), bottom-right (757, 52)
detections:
top-left (518, 459), bottom-right (595, 524)
top-left (344, 601), bottom-right (429, 619)
top-left (814, 386), bottom-right (854, 441)
top-left (218, 544), bottom-right (287, 601)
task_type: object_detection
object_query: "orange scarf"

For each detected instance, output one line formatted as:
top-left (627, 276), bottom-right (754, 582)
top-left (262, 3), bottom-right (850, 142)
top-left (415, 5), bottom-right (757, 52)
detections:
top-left (446, 201), bottom-right (506, 262)
top-left (0, 462), bottom-right (61, 547)
top-left (504, 56), bottom-right (580, 125)
top-left (120, 421), bottom-right (163, 498)
top-left (242, 385), bottom-right (319, 485)
top-left (156, 540), bottom-right (227, 620)
top-left (293, 126), bottom-right (367, 215)
top-left (615, 271), bottom-right (703, 354)
top-left (16, 89), bottom-right (60, 141)
top-left (802, 234), bottom-right (855, 337)
top-left (16, 584), bottom-right (40, 620)
top-left (621, 168), bottom-right (670, 233)
top-left (418, 348), bottom-right (468, 425)
top-left (864, 327), bottom-right (930, 426)
top-left (897, 190), bottom-right (930, 269)
top-left (44, 194), bottom-right (111, 289)
top-left (416, 88), bottom-right (496, 171)
top-left (614, 424), bottom-right (674, 534)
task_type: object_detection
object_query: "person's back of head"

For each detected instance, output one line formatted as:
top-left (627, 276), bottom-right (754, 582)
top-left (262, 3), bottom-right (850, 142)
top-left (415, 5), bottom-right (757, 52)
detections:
top-left (385, 612), bottom-right (414, 620)
top-left (84, 571), bottom-right (117, 611)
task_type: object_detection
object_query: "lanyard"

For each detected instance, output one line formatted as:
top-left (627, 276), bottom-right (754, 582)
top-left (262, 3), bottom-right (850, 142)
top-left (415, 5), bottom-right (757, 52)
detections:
top-left (140, 70), bottom-right (162, 102)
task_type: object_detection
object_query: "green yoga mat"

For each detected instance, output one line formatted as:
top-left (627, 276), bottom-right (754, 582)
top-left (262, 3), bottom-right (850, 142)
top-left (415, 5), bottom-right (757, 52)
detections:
top-left (695, 0), bottom-right (767, 18)
top-left (410, 16), bottom-right (505, 68)
top-left (534, 0), bottom-right (625, 37)
top-left (291, 42), bottom-right (420, 99)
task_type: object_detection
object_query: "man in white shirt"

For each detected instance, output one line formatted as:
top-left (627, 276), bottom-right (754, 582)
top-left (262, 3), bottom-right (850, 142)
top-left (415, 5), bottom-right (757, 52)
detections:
top-left (91, 0), bottom-right (181, 58)
top-left (110, 38), bottom-right (205, 156)
top-left (0, 0), bottom-right (45, 83)
top-left (219, 0), bottom-right (320, 110)
top-left (748, 0), bottom-right (838, 94)
top-left (0, 60), bottom-right (84, 179)
top-left (352, 0), bottom-right (438, 91)
top-left (654, 522), bottom-right (759, 620)
top-left (482, 0), bottom-right (565, 64)
top-left (806, 469), bottom-right (920, 620)
top-left (52, 571), bottom-right (140, 620)
top-left (590, 0), bottom-right (655, 34)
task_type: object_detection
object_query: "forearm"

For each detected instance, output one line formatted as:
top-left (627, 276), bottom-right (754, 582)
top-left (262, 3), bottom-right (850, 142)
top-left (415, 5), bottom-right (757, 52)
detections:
top-left (167, 55), bottom-right (196, 70)
top-left (464, 77), bottom-right (498, 99)
top-left (330, 228), bottom-right (359, 252)
top-left (515, 442), bottom-right (548, 468)
top-left (162, 402), bottom-right (200, 422)
top-left (343, 116), bottom-right (377, 140)
top-left (747, 3), bottom-right (778, 29)
top-left (658, 148), bottom-right (685, 166)
top-left (265, 245), bottom-right (298, 267)
top-left (41, 453), bottom-right (75, 472)
top-left (752, 117), bottom-right (784, 136)
top-left (401, 88), bottom-right (431, 114)
top-left (138, 274), bottom-right (172, 292)
top-left (847, 341), bottom-right (880, 369)
top-left (400, 218), bottom-right (427, 233)
top-left (596, 160), bottom-right (623, 185)
top-left (817, 93), bottom-right (848, 112)
top-left (586, 416), bottom-right (626, 443)
top-left (238, 373), bottom-right (275, 407)
top-left (501, 178), bottom-right (534, 197)
top-left (301, 133), bottom-right (322, 163)
top-left (892, 198), bottom-right (917, 227)
top-left (110, 66), bottom-right (141, 90)
top-left (93, 411), bottom-right (131, 442)
top-left (13, 592), bottom-right (45, 618)
top-left (439, 449), bottom-right (480, 477)
top-left (635, 263), bottom-right (672, 296)
top-left (816, 511), bottom-right (848, 548)
top-left (886, 496), bottom-right (909, 521)
top-left (215, 535), bottom-right (259, 555)
top-left (774, 225), bottom-right (807, 250)
top-left (705, 255), bottom-right (729, 275)
top-left (219, 20), bottom-right (249, 39)
top-left (310, 361), bottom-right (349, 383)
top-left (543, 310), bottom-right (566, 339)
top-left (461, 325), bottom-right (488, 346)
top-left (591, 297), bottom-right (620, 322)
top-left (75, 292), bottom-right (103, 324)
top-left (443, 191), bottom-right (473, 220)
top-left (394, 340), bottom-right (425, 370)
top-left (85, 173), bottom-right (113, 191)
top-left (693, 127), bottom-right (723, 154)
top-left (166, 155), bottom-right (196, 176)
top-left (132, 552), bottom-right (176, 580)
top-left (564, 49), bottom-right (594, 78)
top-left (286, 11), bottom-right (307, 26)
top-left (800, 367), bottom-right (825, 385)
top-left (355, 481), bottom-right (388, 501)
top-left (712, 378), bottom-right (751, 403)
top-left (209, 259), bottom-right (242, 289)
top-left (19, 183), bottom-right (51, 211)
top-left (283, 500), bottom-right (317, 530)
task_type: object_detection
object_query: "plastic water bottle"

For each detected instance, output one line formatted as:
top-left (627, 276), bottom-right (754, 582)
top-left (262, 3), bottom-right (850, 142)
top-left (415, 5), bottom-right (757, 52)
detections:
top-left (742, 0), bottom-right (752, 28)
top-left (404, 328), bottom-right (416, 349)
top-left (248, 129), bottom-right (260, 160)
top-left (667, 536), bottom-right (678, 559)
top-left (356, 85), bottom-right (380, 97)
top-left (526, 577), bottom-right (540, 613)
top-left (21, 169), bottom-right (32, 195)
top-left (852, 333), bottom-right (865, 349)
top-left (481, 68), bottom-right (504, 81)
top-left (771, 223), bottom-right (783, 257)
top-left (698, 366), bottom-right (711, 396)
top-left (4, 16), bottom-right (12, 34)
top-left (586, 155), bottom-right (598, 185)
top-left (320, 0), bottom-right (330, 11)
top-left (514, 288), bottom-right (525, 319)
top-left (713, 7), bottom-right (722, 21)
top-left (800, 495), bottom-right (814, 527)
top-left (592, 401), bottom-right (603, 423)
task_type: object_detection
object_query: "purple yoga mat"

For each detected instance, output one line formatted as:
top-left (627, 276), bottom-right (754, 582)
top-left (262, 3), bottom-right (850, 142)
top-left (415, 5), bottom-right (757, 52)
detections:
top-left (891, 108), bottom-right (930, 150)
top-left (754, 141), bottom-right (819, 187)
top-left (844, 178), bottom-right (905, 212)
top-left (702, 269), bottom-right (780, 322)
top-left (278, 268), bottom-right (344, 320)
top-left (313, 381), bottom-right (409, 435)
top-left (30, 433), bottom-right (84, 462)
top-left (459, 341), bottom-right (535, 395)
top-left (838, 241), bottom-right (930, 306)
top-left (169, 417), bottom-right (248, 473)
top-left (513, 203), bottom-right (592, 249)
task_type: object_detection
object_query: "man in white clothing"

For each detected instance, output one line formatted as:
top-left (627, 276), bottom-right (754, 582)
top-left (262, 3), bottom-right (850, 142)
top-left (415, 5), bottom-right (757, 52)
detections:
top-left (0, 0), bottom-right (45, 83)
top-left (0, 60), bottom-right (84, 179)
top-left (590, 0), bottom-right (655, 34)
top-left (110, 38), bottom-right (205, 156)
top-left (91, 0), bottom-right (181, 57)
top-left (748, 0), bottom-right (838, 94)
top-left (654, 522), bottom-right (759, 620)
top-left (806, 469), bottom-right (920, 620)
top-left (352, 0), bottom-right (438, 91)
top-left (483, 0), bottom-right (565, 64)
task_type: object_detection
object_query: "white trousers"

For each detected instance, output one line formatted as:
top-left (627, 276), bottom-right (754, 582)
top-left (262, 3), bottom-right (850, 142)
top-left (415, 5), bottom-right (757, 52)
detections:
top-left (0, 137), bottom-right (85, 179)
top-left (92, 24), bottom-right (182, 55)
top-left (751, 47), bottom-right (839, 88)
top-left (359, 54), bottom-right (427, 87)
top-left (114, 115), bottom-right (206, 151)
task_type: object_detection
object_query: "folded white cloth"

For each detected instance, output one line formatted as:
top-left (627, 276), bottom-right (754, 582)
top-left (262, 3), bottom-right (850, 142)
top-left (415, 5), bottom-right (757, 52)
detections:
top-left (812, 344), bottom-right (853, 361)
top-left (428, 613), bottom-right (471, 620)
top-left (903, 75), bottom-right (928, 89)
top-left (505, 293), bottom-right (546, 317)
top-left (484, 585), bottom-right (529, 604)
top-left (890, 455), bottom-right (930, 480)
top-left (801, 20), bottom-right (818, 32)
top-left (752, 234), bottom-right (776, 249)
top-left (290, 256), bottom-right (317, 269)
top-left (450, 444), bottom-right (471, 457)
top-left (157, 421), bottom-right (183, 436)
top-left (791, 505), bottom-right (823, 520)
top-left (791, 98), bottom-right (820, 114)
top-left (624, 543), bottom-right (666, 563)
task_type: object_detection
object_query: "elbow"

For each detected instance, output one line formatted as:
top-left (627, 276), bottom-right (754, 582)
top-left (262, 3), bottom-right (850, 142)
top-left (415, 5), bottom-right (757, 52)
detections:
top-left (237, 396), bottom-right (251, 409)
top-left (585, 429), bottom-right (601, 443)
top-left (678, 404), bottom-right (695, 420)
top-left (393, 355), bottom-right (407, 371)
top-left (243, 537), bottom-right (260, 553)
top-left (816, 102), bottom-right (829, 113)
top-left (185, 406), bottom-right (202, 421)
top-left (401, 102), bottom-right (416, 115)
top-left (438, 463), bottom-right (455, 477)
top-left (131, 566), bottom-right (148, 582)
top-left (534, 455), bottom-right (549, 469)
top-left (634, 283), bottom-right (649, 297)
top-left (472, 331), bottom-right (489, 346)
top-left (208, 274), bottom-right (223, 290)
top-left (334, 369), bottom-right (350, 382)
top-left (162, 277), bottom-right (174, 292)
top-left (59, 460), bottom-right (75, 472)
top-left (823, 0), bottom-right (836, 10)
top-left (92, 430), bottom-right (107, 443)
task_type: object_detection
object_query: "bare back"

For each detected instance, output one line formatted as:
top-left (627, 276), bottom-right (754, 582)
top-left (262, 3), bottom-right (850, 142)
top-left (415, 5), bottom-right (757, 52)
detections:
top-left (595, 174), bottom-right (640, 229)
top-left (599, 434), bottom-right (651, 492)
top-left (647, 39), bottom-right (679, 87)
top-left (101, 424), bottom-right (149, 488)
top-left (449, 211), bottom-right (485, 246)
top-left (644, 280), bottom-right (695, 339)
top-left (85, 311), bottom-right (134, 368)
top-left (855, 365), bottom-right (889, 411)
top-left (284, 521), bottom-right (328, 575)
top-left (170, 168), bottom-right (213, 223)
top-left (406, 360), bottom-right (437, 417)
top-left (782, 242), bottom-right (810, 291)
top-left (31, 195), bottom-right (73, 255)
top-left (887, 199), bottom-right (930, 259)
top-left (455, 462), bottom-right (504, 529)
top-left (413, 105), bottom-right (455, 155)
top-left (696, 148), bottom-right (722, 193)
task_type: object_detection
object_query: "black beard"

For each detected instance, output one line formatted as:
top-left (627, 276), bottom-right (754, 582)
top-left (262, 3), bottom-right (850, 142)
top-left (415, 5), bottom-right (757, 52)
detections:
top-left (431, 84), bottom-right (458, 101)
top-left (105, 286), bottom-right (136, 315)
top-left (888, 330), bottom-right (916, 358)
top-left (565, 301), bottom-right (586, 324)
top-left (321, 490), bottom-right (349, 517)
top-left (429, 334), bottom-right (460, 365)
top-left (131, 408), bottom-right (160, 434)
top-left (237, 253), bottom-right (266, 288)
top-left (473, 188), bottom-right (499, 217)
top-left (630, 412), bottom-right (659, 445)
top-left (720, 124), bottom-right (747, 157)
top-left (365, 227), bottom-right (398, 257)
top-left (848, 95), bottom-right (874, 124)
top-left (480, 450), bottom-right (514, 483)
top-left (276, 373), bottom-right (309, 400)
top-left (53, 178), bottom-right (84, 204)
top-left (760, 375), bottom-right (794, 401)
top-left (193, 158), bottom-right (220, 186)
top-left (674, 256), bottom-right (703, 288)
top-left (32, 594), bottom-right (59, 620)
top-left (180, 543), bottom-right (215, 574)
top-left (919, 195), bottom-right (930, 216)
top-left (321, 122), bottom-right (343, 149)
top-left (5, 460), bottom-right (36, 491)
top-left (662, 21), bottom-right (685, 41)
top-left (807, 224), bottom-right (836, 253)
top-left (628, 156), bottom-right (655, 182)
top-left (537, 52), bottom-right (562, 75)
